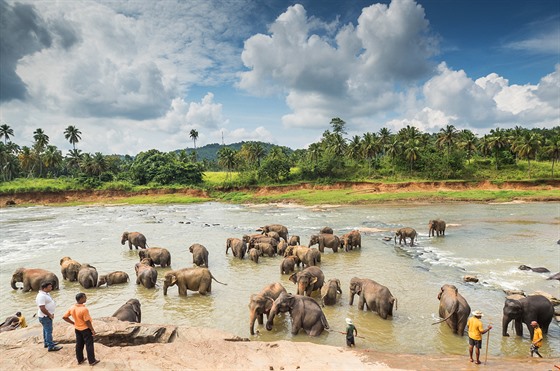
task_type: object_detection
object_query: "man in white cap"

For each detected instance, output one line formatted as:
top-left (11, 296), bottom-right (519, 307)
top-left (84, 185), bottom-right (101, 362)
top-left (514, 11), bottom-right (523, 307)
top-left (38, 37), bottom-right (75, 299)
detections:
top-left (345, 318), bottom-right (358, 347)
top-left (467, 310), bottom-right (492, 364)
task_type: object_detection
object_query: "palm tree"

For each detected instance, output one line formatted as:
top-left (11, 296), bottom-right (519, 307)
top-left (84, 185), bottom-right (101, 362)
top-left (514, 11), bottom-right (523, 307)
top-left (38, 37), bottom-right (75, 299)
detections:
top-left (459, 130), bottom-right (478, 164)
top-left (189, 129), bottom-right (199, 161)
top-left (385, 138), bottom-right (402, 177)
top-left (18, 146), bottom-right (35, 177)
top-left (217, 147), bottom-right (237, 178)
top-left (66, 149), bottom-right (83, 174)
top-left (329, 117), bottom-right (346, 135)
top-left (92, 152), bottom-right (107, 179)
top-left (543, 136), bottom-right (560, 177)
top-left (64, 125), bottom-right (82, 150)
top-left (362, 132), bottom-right (381, 173)
top-left (404, 139), bottom-right (420, 173)
top-left (43, 145), bottom-right (63, 177)
top-left (347, 135), bottom-right (362, 162)
top-left (246, 142), bottom-right (266, 168)
top-left (515, 133), bottom-right (542, 178)
top-left (436, 125), bottom-right (459, 158)
top-left (0, 124), bottom-right (14, 144)
top-left (487, 128), bottom-right (508, 170)
top-left (33, 128), bottom-right (49, 150)
top-left (307, 143), bottom-right (321, 164)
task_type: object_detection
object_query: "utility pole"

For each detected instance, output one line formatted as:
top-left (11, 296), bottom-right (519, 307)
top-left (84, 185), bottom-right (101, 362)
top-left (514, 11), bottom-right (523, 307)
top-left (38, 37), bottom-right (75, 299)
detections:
top-left (221, 130), bottom-right (224, 145)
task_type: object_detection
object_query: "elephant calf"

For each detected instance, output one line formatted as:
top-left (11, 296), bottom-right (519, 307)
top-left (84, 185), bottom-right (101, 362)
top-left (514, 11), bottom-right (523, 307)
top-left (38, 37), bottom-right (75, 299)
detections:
top-left (280, 256), bottom-right (297, 274)
top-left (249, 283), bottom-right (287, 335)
top-left (321, 279), bottom-right (342, 306)
top-left (248, 248), bottom-right (261, 263)
top-left (139, 247), bottom-right (171, 267)
top-left (60, 256), bottom-right (81, 281)
top-left (112, 299), bottom-right (141, 323)
top-left (78, 264), bottom-right (99, 289)
top-left (189, 243), bottom-right (209, 267)
top-left (135, 261), bottom-right (157, 289)
top-left (98, 271), bottom-right (130, 287)
top-left (121, 231), bottom-right (148, 250)
top-left (394, 227), bottom-right (417, 246)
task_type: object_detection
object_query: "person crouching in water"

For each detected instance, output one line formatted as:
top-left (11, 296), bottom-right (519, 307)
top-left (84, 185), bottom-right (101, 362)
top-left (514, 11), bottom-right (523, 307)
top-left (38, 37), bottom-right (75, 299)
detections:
top-left (530, 321), bottom-right (543, 358)
top-left (467, 310), bottom-right (492, 364)
top-left (62, 293), bottom-right (100, 366)
top-left (345, 318), bottom-right (358, 347)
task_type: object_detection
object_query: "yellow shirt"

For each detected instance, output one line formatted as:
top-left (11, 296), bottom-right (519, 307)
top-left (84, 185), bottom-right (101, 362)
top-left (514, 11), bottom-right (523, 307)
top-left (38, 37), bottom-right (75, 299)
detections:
top-left (18, 315), bottom-right (27, 328)
top-left (467, 316), bottom-right (483, 340)
top-left (532, 327), bottom-right (543, 347)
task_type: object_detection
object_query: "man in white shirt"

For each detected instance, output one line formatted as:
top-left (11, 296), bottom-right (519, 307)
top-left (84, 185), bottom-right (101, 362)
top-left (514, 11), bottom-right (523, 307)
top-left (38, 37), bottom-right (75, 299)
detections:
top-left (36, 281), bottom-right (62, 352)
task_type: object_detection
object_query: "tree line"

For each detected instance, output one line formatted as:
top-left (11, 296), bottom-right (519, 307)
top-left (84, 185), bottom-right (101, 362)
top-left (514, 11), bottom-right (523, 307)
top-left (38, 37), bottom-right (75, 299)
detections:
top-left (0, 119), bottom-right (558, 187)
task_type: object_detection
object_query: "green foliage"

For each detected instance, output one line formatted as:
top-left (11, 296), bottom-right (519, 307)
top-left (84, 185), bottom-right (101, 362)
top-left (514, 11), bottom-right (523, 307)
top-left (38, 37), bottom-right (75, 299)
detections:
top-left (130, 149), bottom-right (203, 185)
top-left (257, 156), bottom-right (291, 183)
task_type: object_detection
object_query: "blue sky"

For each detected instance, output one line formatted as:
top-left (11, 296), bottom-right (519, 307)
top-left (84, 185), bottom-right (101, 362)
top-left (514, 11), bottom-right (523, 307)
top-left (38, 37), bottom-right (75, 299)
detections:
top-left (1, 0), bottom-right (558, 155)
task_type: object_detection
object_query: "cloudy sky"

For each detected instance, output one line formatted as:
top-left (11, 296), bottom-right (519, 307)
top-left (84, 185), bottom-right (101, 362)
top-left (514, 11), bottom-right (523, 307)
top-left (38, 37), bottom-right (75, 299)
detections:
top-left (1, 0), bottom-right (558, 155)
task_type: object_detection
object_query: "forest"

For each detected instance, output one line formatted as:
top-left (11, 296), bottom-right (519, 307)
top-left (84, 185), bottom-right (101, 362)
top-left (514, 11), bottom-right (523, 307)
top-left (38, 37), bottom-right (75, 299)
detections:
top-left (0, 118), bottom-right (559, 190)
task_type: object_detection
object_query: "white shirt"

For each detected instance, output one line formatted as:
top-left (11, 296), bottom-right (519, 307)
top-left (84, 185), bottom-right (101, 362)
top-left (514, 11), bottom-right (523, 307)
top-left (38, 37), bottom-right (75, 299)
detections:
top-left (36, 290), bottom-right (56, 318)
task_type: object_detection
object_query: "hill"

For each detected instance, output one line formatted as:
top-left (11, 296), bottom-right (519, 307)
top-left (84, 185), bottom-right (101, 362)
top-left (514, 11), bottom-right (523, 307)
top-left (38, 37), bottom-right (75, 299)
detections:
top-left (177, 141), bottom-right (293, 161)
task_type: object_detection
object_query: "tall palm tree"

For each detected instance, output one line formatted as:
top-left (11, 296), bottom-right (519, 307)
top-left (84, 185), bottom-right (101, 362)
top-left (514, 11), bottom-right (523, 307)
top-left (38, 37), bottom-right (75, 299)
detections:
top-left (487, 128), bottom-right (508, 170)
top-left (64, 125), bottom-right (82, 150)
top-left (92, 152), bottom-right (107, 179)
top-left (543, 136), bottom-right (560, 177)
top-left (18, 146), bottom-right (35, 177)
top-left (385, 138), bottom-right (402, 177)
top-left (329, 117), bottom-right (346, 135)
top-left (0, 124), bottom-right (14, 144)
top-left (307, 143), bottom-right (321, 164)
top-left (217, 147), bottom-right (237, 177)
top-left (459, 130), bottom-right (478, 164)
top-left (362, 132), bottom-right (381, 173)
top-left (66, 149), bottom-right (83, 174)
top-left (404, 139), bottom-right (420, 173)
top-left (33, 128), bottom-right (49, 151)
top-left (515, 133), bottom-right (542, 178)
top-left (347, 135), bottom-right (362, 161)
top-left (43, 145), bottom-right (63, 177)
top-left (436, 125), bottom-right (459, 158)
top-left (246, 142), bottom-right (266, 168)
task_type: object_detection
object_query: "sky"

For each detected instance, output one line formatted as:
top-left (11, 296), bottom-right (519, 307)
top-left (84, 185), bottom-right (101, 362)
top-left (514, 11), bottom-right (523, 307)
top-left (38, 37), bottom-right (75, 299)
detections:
top-left (0, 0), bottom-right (559, 155)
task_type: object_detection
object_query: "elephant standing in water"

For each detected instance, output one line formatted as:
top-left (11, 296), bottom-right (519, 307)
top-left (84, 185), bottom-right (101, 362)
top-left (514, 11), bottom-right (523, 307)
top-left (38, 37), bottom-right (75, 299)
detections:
top-left (308, 234), bottom-right (341, 253)
top-left (139, 247), bottom-right (171, 267)
top-left (112, 299), bottom-right (141, 323)
top-left (428, 219), bottom-right (446, 237)
top-left (249, 283), bottom-right (287, 335)
top-left (321, 278), bottom-right (342, 306)
top-left (78, 264), bottom-right (99, 289)
top-left (349, 277), bottom-right (397, 319)
top-left (189, 243), bottom-right (209, 267)
top-left (226, 238), bottom-right (247, 259)
top-left (289, 266), bottom-right (324, 296)
top-left (163, 267), bottom-right (226, 296)
top-left (433, 284), bottom-right (471, 335)
top-left (11, 268), bottom-right (59, 292)
top-left (135, 259), bottom-right (157, 289)
top-left (394, 227), bottom-right (417, 246)
top-left (266, 293), bottom-right (329, 336)
top-left (257, 224), bottom-right (289, 242)
top-left (502, 295), bottom-right (554, 339)
top-left (121, 231), bottom-right (148, 249)
top-left (342, 230), bottom-right (361, 251)
top-left (97, 271), bottom-right (129, 286)
top-left (60, 257), bottom-right (81, 281)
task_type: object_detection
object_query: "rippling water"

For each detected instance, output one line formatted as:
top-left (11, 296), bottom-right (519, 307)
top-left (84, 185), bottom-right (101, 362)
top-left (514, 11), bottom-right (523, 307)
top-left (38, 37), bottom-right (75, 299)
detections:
top-left (1, 202), bottom-right (558, 357)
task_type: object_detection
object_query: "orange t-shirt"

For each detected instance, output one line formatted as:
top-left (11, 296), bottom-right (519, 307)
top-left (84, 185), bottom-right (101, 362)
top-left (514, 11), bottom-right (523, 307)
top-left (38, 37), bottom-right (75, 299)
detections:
top-left (63, 304), bottom-right (92, 331)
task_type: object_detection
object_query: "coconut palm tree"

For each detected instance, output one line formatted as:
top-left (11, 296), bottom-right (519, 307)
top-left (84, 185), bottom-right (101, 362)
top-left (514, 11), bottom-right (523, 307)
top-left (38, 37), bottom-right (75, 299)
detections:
top-left (66, 149), bottom-right (83, 174)
top-left (487, 128), bottom-right (508, 170)
top-left (347, 135), bottom-right (362, 162)
top-left (307, 142), bottom-right (321, 164)
top-left (18, 146), bottom-right (35, 177)
top-left (189, 129), bottom-right (199, 161)
top-left (385, 138), bottom-right (402, 177)
top-left (459, 130), bottom-right (478, 164)
top-left (543, 136), bottom-right (560, 177)
top-left (404, 139), bottom-right (420, 173)
top-left (515, 133), bottom-right (542, 178)
top-left (246, 142), bottom-right (266, 168)
top-left (218, 147), bottom-right (237, 178)
top-left (33, 128), bottom-right (49, 150)
top-left (0, 124), bottom-right (14, 144)
top-left (436, 124), bottom-right (459, 158)
top-left (43, 145), bottom-right (63, 177)
top-left (64, 125), bottom-right (82, 150)
top-left (330, 117), bottom-right (346, 135)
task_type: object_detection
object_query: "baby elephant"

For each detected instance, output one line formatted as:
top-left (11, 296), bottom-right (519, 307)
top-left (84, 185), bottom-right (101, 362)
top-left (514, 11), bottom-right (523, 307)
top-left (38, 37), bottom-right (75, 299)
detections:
top-left (98, 271), bottom-right (130, 287)
top-left (189, 243), bottom-right (209, 267)
top-left (139, 247), bottom-right (171, 267)
top-left (321, 278), bottom-right (342, 306)
top-left (112, 299), bottom-right (141, 323)
top-left (280, 256), bottom-right (298, 274)
top-left (121, 231), bottom-right (148, 250)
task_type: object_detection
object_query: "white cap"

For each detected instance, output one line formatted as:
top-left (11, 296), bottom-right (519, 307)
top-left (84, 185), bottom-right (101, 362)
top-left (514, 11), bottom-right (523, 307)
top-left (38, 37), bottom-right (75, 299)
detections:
top-left (345, 318), bottom-right (353, 325)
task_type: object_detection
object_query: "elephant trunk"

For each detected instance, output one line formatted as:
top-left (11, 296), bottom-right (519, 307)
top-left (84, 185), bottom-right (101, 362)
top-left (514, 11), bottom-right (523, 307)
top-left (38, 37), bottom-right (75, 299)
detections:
top-left (249, 310), bottom-right (257, 335)
top-left (10, 278), bottom-right (18, 290)
top-left (502, 316), bottom-right (511, 336)
top-left (163, 282), bottom-right (169, 295)
top-left (265, 307), bottom-right (277, 331)
top-left (349, 292), bottom-right (355, 306)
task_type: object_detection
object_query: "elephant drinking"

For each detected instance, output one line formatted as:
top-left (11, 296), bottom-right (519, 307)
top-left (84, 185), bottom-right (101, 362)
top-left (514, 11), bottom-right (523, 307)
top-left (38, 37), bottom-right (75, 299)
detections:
top-left (11, 268), bottom-right (59, 292)
top-left (249, 283), bottom-right (287, 335)
top-left (265, 293), bottom-right (329, 336)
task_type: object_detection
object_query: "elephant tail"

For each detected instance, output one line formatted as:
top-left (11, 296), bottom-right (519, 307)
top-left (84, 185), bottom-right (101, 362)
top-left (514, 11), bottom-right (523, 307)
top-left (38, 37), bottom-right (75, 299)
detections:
top-left (211, 274), bottom-right (227, 286)
top-left (321, 312), bottom-right (329, 329)
top-left (432, 301), bottom-right (457, 325)
top-left (393, 297), bottom-right (398, 311)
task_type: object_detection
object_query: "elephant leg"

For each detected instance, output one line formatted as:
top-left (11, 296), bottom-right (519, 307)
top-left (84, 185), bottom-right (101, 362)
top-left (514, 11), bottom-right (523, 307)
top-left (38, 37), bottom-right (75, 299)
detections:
top-left (178, 285), bottom-right (187, 296)
top-left (514, 320), bottom-right (523, 336)
top-left (309, 322), bottom-right (323, 336)
top-left (290, 322), bottom-right (301, 335)
top-left (258, 314), bottom-right (264, 325)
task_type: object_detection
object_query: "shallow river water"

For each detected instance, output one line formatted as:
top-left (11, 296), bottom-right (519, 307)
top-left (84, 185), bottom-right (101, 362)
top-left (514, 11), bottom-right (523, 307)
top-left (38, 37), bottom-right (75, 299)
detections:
top-left (1, 202), bottom-right (559, 357)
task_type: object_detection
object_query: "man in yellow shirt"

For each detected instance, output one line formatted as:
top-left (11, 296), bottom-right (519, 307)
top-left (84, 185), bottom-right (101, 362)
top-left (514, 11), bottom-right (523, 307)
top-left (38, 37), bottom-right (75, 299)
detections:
top-left (15, 312), bottom-right (27, 328)
top-left (530, 321), bottom-right (543, 358)
top-left (467, 310), bottom-right (492, 364)
top-left (62, 293), bottom-right (100, 366)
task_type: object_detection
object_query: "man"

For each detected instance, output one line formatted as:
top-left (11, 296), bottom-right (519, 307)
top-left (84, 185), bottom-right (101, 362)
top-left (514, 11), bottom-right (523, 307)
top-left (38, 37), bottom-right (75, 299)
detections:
top-left (467, 310), bottom-right (492, 364)
top-left (63, 293), bottom-right (100, 366)
top-left (36, 281), bottom-right (62, 352)
top-left (15, 312), bottom-right (27, 328)
top-left (345, 317), bottom-right (358, 347)
top-left (530, 321), bottom-right (543, 358)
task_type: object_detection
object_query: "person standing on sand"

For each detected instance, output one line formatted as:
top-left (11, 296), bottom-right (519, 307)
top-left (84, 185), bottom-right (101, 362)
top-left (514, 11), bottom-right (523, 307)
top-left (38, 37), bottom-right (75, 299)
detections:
top-left (530, 321), bottom-right (543, 358)
top-left (15, 312), bottom-right (27, 328)
top-left (62, 293), bottom-right (100, 366)
top-left (467, 310), bottom-right (492, 364)
top-left (36, 281), bottom-right (62, 352)
top-left (345, 318), bottom-right (358, 347)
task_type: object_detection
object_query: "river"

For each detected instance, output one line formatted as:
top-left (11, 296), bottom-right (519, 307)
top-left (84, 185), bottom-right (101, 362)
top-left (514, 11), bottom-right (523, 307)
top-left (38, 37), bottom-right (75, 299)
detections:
top-left (1, 201), bottom-right (558, 357)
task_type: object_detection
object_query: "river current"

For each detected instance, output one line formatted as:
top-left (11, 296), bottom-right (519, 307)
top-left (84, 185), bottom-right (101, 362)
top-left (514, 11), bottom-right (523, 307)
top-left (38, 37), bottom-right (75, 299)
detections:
top-left (1, 202), bottom-right (558, 357)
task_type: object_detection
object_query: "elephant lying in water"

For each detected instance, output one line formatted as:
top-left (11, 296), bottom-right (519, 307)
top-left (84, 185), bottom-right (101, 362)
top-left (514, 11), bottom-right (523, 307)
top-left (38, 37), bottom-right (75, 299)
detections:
top-left (0, 316), bottom-right (20, 332)
top-left (518, 265), bottom-right (550, 273)
top-left (11, 268), bottom-right (59, 292)
top-left (433, 284), bottom-right (470, 336)
top-left (112, 299), bottom-right (141, 323)
top-left (266, 293), bottom-right (329, 336)
top-left (249, 283), bottom-right (287, 335)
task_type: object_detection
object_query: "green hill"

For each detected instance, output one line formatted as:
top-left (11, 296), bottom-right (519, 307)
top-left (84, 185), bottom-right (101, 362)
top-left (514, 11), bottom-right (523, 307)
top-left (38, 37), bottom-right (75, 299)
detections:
top-left (177, 141), bottom-right (293, 161)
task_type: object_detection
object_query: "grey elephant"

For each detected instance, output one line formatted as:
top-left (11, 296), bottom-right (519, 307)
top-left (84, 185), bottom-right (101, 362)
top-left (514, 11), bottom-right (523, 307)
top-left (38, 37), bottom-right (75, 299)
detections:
top-left (304, 248), bottom-right (320, 267)
top-left (502, 295), bottom-right (554, 339)
top-left (97, 271), bottom-right (130, 287)
top-left (226, 238), bottom-right (246, 259)
top-left (288, 235), bottom-right (300, 246)
top-left (257, 224), bottom-right (289, 242)
top-left (11, 268), bottom-right (59, 292)
top-left (248, 248), bottom-right (261, 263)
top-left (341, 230), bottom-right (361, 251)
top-left (248, 236), bottom-right (278, 250)
top-left (112, 299), bottom-right (141, 323)
top-left (265, 231), bottom-right (281, 241)
top-left (135, 260), bottom-right (157, 289)
top-left (0, 316), bottom-right (20, 332)
top-left (321, 278), bottom-right (342, 306)
top-left (78, 264), bottom-right (98, 289)
top-left (284, 245), bottom-right (309, 267)
top-left (518, 265), bottom-right (550, 273)
top-left (394, 227), bottom-right (417, 246)
top-left (139, 247), bottom-right (171, 267)
top-left (249, 282), bottom-right (287, 335)
top-left (349, 277), bottom-right (397, 319)
top-left (280, 256), bottom-right (298, 274)
top-left (163, 267), bottom-right (226, 296)
top-left (289, 266), bottom-right (324, 296)
top-left (266, 293), bottom-right (329, 336)
top-left (60, 256), bottom-right (81, 281)
top-left (308, 234), bottom-right (341, 253)
top-left (121, 231), bottom-right (148, 250)
top-left (254, 242), bottom-right (276, 257)
top-left (189, 243), bottom-right (209, 267)
top-left (428, 219), bottom-right (446, 237)
top-left (319, 226), bottom-right (333, 234)
top-left (277, 240), bottom-right (288, 256)
top-left (548, 272), bottom-right (560, 280)
top-left (432, 284), bottom-right (471, 335)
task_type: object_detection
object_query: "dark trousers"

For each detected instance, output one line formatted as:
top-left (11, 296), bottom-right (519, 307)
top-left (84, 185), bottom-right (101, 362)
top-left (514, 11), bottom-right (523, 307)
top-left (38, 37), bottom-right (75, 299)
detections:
top-left (75, 328), bottom-right (96, 364)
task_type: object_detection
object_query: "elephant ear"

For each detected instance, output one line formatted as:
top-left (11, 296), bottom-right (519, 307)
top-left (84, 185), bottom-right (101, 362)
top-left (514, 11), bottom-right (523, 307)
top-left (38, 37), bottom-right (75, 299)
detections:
top-left (264, 297), bottom-right (274, 312)
top-left (170, 274), bottom-right (178, 286)
top-left (310, 277), bottom-right (318, 285)
top-left (288, 273), bottom-right (297, 284)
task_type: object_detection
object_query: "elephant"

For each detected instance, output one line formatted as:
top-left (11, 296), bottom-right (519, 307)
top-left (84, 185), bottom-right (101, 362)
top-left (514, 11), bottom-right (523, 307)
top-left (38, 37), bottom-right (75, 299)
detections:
top-left (394, 227), bottom-right (417, 246)
top-left (265, 231), bottom-right (281, 241)
top-left (257, 224), bottom-right (289, 242)
top-left (547, 272), bottom-right (560, 280)
top-left (139, 247), bottom-right (171, 267)
top-left (249, 282), bottom-right (287, 335)
top-left (321, 278), bottom-right (342, 306)
top-left (284, 245), bottom-right (309, 267)
top-left (320, 227), bottom-right (333, 234)
top-left (289, 266), bottom-right (324, 297)
top-left (277, 240), bottom-right (288, 256)
top-left (112, 299), bottom-right (141, 323)
top-left (349, 277), bottom-right (397, 319)
top-left (11, 268), bottom-right (59, 292)
top-left (308, 234), bottom-right (341, 253)
top-left (248, 248), bottom-right (261, 263)
top-left (97, 271), bottom-right (130, 287)
top-left (135, 260), bottom-right (157, 289)
top-left (60, 256), bottom-right (81, 281)
top-left (288, 235), bottom-right (300, 246)
top-left (77, 264), bottom-right (98, 289)
top-left (254, 242), bottom-right (276, 257)
top-left (242, 234), bottom-right (262, 243)
top-left (163, 267), bottom-right (226, 296)
top-left (309, 248), bottom-right (321, 263)
top-left (304, 248), bottom-right (320, 267)
top-left (433, 284), bottom-right (471, 335)
top-left (428, 219), bottom-right (446, 237)
top-left (121, 231), bottom-right (148, 250)
top-left (226, 238), bottom-right (246, 259)
top-left (189, 243), bottom-right (209, 267)
top-left (248, 236), bottom-right (278, 250)
top-left (518, 265), bottom-right (550, 273)
top-left (502, 295), bottom-right (554, 339)
top-left (280, 256), bottom-right (298, 274)
top-left (266, 293), bottom-right (329, 336)
top-left (341, 230), bottom-right (361, 251)
top-left (0, 316), bottom-right (20, 332)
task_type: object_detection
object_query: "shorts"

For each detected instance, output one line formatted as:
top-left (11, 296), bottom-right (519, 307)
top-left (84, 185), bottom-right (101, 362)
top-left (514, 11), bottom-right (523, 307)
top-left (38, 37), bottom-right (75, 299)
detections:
top-left (346, 337), bottom-right (355, 346)
top-left (469, 337), bottom-right (482, 349)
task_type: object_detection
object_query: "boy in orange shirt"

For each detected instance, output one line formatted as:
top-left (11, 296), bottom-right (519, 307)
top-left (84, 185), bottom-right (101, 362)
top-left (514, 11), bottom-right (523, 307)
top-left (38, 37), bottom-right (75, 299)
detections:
top-left (62, 293), bottom-right (100, 366)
